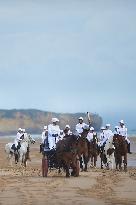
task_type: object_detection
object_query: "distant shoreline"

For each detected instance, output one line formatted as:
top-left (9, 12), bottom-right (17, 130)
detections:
top-left (0, 134), bottom-right (136, 138)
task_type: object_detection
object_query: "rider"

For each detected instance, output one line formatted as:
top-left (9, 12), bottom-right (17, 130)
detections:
top-left (48, 118), bottom-right (61, 150)
top-left (75, 117), bottom-right (86, 135)
top-left (99, 124), bottom-right (113, 150)
top-left (40, 126), bottom-right (48, 153)
top-left (63, 125), bottom-right (72, 138)
top-left (114, 126), bottom-right (119, 135)
top-left (13, 128), bottom-right (24, 153)
top-left (118, 120), bottom-right (131, 154)
top-left (99, 126), bottom-right (105, 141)
top-left (86, 127), bottom-right (95, 142)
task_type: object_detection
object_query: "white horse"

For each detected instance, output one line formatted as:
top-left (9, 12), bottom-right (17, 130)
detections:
top-left (5, 134), bottom-right (35, 167)
top-left (103, 136), bottom-right (115, 169)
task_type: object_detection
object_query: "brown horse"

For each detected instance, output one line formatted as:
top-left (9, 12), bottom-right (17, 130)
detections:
top-left (88, 134), bottom-right (99, 168)
top-left (77, 129), bottom-right (89, 171)
top-left (56, 134), bottom-right (80, 177)
top-left (113, 134), bottom-right (128, 171)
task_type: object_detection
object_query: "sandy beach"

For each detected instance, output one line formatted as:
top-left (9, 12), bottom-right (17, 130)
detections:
top-left (0, 137), bottom-right (136, 205)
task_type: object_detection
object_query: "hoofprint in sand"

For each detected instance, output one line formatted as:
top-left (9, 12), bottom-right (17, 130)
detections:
top-left (0, 137), bottom-right (136, 205)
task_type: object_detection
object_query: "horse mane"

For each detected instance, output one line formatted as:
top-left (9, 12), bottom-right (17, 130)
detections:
top-left (113, 134), bottom-right (127, 154)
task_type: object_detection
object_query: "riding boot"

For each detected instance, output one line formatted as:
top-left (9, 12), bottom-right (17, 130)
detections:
top-left (127, 143), bottom-right (132, 154)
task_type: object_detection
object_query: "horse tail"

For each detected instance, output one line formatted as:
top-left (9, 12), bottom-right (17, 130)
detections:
top-left (5, 143), bottom-right (10, 153)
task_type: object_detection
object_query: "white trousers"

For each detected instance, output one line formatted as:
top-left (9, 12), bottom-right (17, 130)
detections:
top-left (48, 137), bottom-right (59, 149)
top-left (100, 137), bottom-right (108, 147)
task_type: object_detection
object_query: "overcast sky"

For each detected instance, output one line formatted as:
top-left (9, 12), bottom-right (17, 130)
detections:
top-left (0, 0), bottom-right (136, 129)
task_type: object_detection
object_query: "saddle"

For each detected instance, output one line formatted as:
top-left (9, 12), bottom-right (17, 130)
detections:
top-left (11, 142), bottom-right (21, 153)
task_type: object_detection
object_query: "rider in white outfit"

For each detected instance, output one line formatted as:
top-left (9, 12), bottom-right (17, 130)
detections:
top-left (99, 126), bottom-right (105, 147)
top-left (86, 127), bottom-right (95, 142)
top-left (63, 125), bottom-right (72, 138)
top-left (100, 124), bottom-right (113, 147)
top-left (48, 118), bottom-right (61, 150)
top-left (76, 117), bottom-right (86, 135)
top-left (118, 120), bottom-right (131, 154)
top-left (114, 126), bottom-right (119, 135)
top-left (13, 128), bottom-right (24, 152)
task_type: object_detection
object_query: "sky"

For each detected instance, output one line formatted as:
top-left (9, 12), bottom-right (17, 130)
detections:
top-left (0, 0), bottom-right (136, 129)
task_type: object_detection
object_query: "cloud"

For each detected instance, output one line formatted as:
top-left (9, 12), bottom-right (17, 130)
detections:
top-left (0, 0), bottom-right (135, 129)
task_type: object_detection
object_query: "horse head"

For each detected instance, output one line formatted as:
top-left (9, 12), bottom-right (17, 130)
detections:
top-left (113, 134), bottom-right (126, 151)
top-left (113, 134), bottom-right (122, 148)
top-left (23, 134), bottom-right (35, 144)
top-left (56, 134), bottom-right (78, 153)
top-left (28, 134), bottom-right (36, 144)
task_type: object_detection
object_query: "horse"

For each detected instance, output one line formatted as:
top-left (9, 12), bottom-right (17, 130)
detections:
top-left (76, 129), bottom-right (89, 171)
top-left (5, 134), bottom-right (35, 167)
top-left (88, 134), bottom-right (99, 168)
top-left (42, 128), bottom-right (89, 177)
top-left (100, 136), bottom-right (115, 170)
top-left (113, 134), bottom-right (128, 171)
top-left (56, 134), bottom-right (80, 177)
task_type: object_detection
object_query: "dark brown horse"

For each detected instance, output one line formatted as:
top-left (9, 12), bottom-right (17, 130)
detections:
top-left (77, 129), bottom-right (89, 171)
top-left (88, 134), bottom-right (99, 168)
top-left (113, 134), bottom-right (128, 171)
top-left (56, 134), bottom-right (80, 177)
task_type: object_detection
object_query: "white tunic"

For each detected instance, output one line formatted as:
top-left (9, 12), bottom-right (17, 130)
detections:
top-left (14, 132), bottom-right (23, 147)
top-left (48, 124), bottom-right (60, 149)
top-left (87, 132), bottom-right (93, 142)
top-left (118, 125), bottom-right (130, 143)
top-left (100, 129), bottom-right (113, 146)
top-left (41, 131), bottom-right (48, 143)
top-left (118, 126), bottom-right (127, 138)
top-left (99, 131), bottom-right (105, 141)
top-left (76, 123), bottom-right (86, 134)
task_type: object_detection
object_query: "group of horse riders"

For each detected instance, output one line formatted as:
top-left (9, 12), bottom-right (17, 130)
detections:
top-left (8, 116), bottom-right (131, 172)
top-left (40, 117), bottom-right (131, 154)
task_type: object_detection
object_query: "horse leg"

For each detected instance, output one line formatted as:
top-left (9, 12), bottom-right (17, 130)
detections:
top-left (106, 156), bottom-right (110, 170)
top-left (115, 157), bottom-right (118, 170)
top-left (100, 154), bottom-right (103, 169)
top-left (90, 156), bottom-right (93, 168)
top-left (80, 156), bottom-right (84, 171)
top-left (124, 154), bottom-right (127, 172)
top-left (83, 155), bottom-right (88, 171)
top-left (63, 161), bottom-right (70, 178)
top-left (65, 164), bottom-right (70, 178)
top-left (24, 156), bottom-right (27, 167)
top-left (71, 160), bottom-right (77, 177)
top-left (94, 155), bottom-right (97, 168)
top-left (14, 153), bottom-right (18, 164)
top-left (115, 154), bottom-right (119, 170)
top-left (119, 155), bottom-right (122, 171)
top-left (110, 154), bottom-right (114, 170)
top-left (8, 154), bottom-right (13, 167)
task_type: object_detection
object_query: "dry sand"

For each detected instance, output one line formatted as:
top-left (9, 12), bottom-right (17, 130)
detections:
top-left (0, 137), bottom-right (136, 205)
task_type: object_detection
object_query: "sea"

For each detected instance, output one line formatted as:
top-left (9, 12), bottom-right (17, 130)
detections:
top-left (0, 130), bottom-right (136, 139)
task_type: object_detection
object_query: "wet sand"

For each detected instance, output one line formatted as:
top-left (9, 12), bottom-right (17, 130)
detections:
top-left (0, 137), bottom-right (136, 205)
